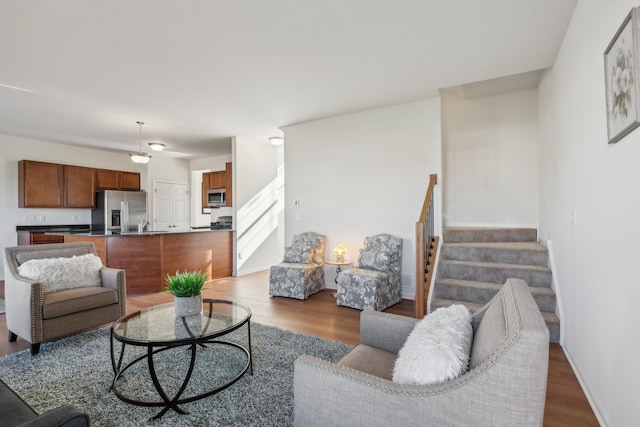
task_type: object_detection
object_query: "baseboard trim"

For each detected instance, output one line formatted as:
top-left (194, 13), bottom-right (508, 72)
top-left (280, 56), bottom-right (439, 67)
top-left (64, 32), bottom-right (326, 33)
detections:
top-left (237, 265), bottom-right (271, 276)
top-left (561, 344), bottom-right (611, 427)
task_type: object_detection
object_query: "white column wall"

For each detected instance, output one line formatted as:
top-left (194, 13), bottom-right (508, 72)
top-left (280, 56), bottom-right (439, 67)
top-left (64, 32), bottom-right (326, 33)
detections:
top-left (538, 1), bottom-right (640, 425)
top-left (282, 98), bottom-right (442, 297)
top-left (234, 136), bottom-right (282, 275)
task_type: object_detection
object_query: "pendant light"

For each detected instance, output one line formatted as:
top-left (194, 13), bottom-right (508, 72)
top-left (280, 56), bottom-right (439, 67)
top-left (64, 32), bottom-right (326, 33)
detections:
top-left (130, 121), bottom-right (151, 164)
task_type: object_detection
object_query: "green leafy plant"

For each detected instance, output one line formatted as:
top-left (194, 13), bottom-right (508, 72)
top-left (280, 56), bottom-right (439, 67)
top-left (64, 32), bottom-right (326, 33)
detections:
top-left (165, 270), bottom-right (208, 297)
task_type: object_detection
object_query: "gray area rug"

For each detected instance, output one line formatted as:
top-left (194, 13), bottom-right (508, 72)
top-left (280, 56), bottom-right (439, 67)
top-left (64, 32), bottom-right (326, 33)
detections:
top-left (0, 323), bottom-right (352, 426)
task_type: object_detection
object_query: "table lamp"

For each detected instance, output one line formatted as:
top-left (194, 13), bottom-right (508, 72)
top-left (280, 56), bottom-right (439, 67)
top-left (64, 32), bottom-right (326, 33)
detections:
top-left (334, 244), bottom-right (347, 262)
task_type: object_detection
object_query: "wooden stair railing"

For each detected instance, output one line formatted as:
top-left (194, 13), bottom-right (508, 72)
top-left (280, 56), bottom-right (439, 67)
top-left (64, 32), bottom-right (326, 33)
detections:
top-left (414, 174), bottom-right (439, 319)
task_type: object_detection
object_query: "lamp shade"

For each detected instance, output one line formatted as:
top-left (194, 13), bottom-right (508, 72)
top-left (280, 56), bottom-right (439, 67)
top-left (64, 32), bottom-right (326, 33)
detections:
top-left (334, 244), bottom-right (347, 262)
top-left (130, 121), bottom-right (151, 164)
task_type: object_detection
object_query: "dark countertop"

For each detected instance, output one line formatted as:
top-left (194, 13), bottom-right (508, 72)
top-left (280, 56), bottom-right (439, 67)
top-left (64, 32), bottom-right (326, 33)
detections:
top-left (45, 228), bottom-right (233, 237)
top-left (16, 224), bottom-right (91, 232)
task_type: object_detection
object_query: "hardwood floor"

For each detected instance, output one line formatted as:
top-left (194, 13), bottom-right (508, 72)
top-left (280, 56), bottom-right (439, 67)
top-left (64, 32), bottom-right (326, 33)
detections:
top-left (0, 271), bottom-right (599, 426)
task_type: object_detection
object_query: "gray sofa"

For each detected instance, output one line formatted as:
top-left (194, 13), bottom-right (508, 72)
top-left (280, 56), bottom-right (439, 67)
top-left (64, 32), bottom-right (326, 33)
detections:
top-left (0, 378), bottom-right (89, 426)
top-left (4, 243), bottom-right (126, 355)
top-left (294, 278), bottom-right (549, 426)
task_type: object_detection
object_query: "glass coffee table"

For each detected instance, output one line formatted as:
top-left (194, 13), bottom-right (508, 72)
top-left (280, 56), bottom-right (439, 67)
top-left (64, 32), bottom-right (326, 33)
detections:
top-left (110, 299), bottom-right (252, 420)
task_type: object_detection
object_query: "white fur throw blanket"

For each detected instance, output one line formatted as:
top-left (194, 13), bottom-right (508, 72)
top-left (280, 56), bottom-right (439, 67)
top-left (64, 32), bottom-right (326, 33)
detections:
top-left (17, 254), bottom-right (103, 293)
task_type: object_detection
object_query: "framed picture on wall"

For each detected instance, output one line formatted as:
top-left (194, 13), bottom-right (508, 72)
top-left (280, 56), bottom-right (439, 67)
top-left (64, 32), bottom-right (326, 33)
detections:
top-left (605, 7), bottom-right (640, 144)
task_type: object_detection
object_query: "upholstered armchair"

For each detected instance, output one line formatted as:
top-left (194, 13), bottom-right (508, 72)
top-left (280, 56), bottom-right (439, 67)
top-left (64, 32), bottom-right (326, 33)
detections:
top-left (4, 242), bottom-right (126, 355)
top-left (269, 232), bottom-right (326, 300)
top-left (336, 234), bottom-right (402, 311)
top-left (294, 279), bottom-right (550, 426)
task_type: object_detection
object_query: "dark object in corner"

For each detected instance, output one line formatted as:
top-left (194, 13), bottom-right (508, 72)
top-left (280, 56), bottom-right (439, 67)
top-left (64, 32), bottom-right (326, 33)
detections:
top-left (0, 378), bottom-right (90, 426)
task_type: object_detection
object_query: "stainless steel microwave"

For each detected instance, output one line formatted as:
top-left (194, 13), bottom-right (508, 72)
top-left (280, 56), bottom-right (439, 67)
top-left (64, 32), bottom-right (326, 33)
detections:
top-left (207, 189), bottom-right (226, 207)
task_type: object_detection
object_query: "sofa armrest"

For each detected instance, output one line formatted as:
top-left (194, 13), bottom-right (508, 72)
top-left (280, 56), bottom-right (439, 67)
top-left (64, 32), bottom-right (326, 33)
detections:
top-left (4, 275), bottom-right (42, 343)
top-left (99, 267), bottom-right (124, 290)
top-left (360, 310), bottom-right (418, 354)
top-left (100, 267), bottom-right (126, 316)
top-left (18, 405), bottom-right (90, 427)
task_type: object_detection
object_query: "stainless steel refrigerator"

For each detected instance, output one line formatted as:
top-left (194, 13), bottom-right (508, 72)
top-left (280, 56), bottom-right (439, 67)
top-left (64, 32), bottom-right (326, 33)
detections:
top-left (92, 190), bottom-right (148, 233)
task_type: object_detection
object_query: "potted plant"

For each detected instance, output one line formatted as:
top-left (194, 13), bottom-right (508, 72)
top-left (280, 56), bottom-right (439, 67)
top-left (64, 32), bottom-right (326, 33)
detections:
top-left (165, 270), bottom-right (208, 316)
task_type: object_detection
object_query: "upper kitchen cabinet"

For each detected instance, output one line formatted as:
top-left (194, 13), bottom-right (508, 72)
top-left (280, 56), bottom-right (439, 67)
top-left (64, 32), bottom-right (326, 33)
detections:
top-left (19, 161), bottom-right (96, 208)
top-left (19, 160), bottom-right (64, 208)
top-left (19, 160), bottom-right (141, 208)
top-left (64, 165), bottom-right (96, 208)
top-left (208, 171), bottom-right (227, 189)
top-left (96, 169), bottom-right (141, 190)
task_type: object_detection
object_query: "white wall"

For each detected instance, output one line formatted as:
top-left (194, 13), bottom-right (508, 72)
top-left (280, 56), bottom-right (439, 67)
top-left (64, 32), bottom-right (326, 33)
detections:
top-left (0, 134), bottom-right (147, 280)
top-left (538, 1), bottom-right (640, 425)
top-left (442, 88), bottom-right (539, 227)
top-left (283, 98), bottom-right (442, 297)
top-left (233, 136), bottom-right (282, 275)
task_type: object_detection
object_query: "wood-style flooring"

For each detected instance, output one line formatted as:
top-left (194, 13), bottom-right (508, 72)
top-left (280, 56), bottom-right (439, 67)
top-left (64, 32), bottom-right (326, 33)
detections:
top-left (0, 271), bottom-right (599, 426)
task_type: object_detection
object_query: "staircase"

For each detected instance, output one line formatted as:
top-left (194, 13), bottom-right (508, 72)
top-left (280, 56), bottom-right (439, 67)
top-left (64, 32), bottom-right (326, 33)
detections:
top-left (430, 227), bottom-right (560, 342)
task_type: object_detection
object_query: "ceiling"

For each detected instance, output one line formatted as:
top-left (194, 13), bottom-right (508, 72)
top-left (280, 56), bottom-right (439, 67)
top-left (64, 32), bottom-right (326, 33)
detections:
top-left (0, 0), bottom-right (578, 159)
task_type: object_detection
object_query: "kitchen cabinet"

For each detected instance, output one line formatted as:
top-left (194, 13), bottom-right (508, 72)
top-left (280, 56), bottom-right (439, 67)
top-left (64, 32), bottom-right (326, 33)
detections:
top-left (20, 160), bottom-right (141, 208)
top-left (17, 231), bottom-right (64, 246)
top-left (96, 169), bottom-right (141, 190)
top-left (225, 162), bottom-right (232, 207)
top-left (201, 162), bottom-right (233, 208)
top-left (208, 171), bottom-right (226, 189)
top-left (19, 160), bottom-right (64, 207)
top-left (64, 165), bottom-right (96, 208)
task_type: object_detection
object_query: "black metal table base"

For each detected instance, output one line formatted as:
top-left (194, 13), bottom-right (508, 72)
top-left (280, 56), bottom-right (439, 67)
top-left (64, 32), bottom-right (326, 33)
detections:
top-left (110, 322), bottom-right (252, 420)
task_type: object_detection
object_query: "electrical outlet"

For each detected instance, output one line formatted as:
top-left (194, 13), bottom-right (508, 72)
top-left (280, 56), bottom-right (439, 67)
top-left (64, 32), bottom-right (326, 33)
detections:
top-left (295, 212), bottom-right (302, 220)
top-left (71, 215), bottom-right (79, 222)
top-left (571, 209), bottom-right (576, 226)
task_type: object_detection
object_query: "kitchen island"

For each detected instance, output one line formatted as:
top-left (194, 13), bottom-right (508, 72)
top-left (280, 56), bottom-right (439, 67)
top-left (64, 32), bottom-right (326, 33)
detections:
top-left (60, 229), bottom-right (233, 294)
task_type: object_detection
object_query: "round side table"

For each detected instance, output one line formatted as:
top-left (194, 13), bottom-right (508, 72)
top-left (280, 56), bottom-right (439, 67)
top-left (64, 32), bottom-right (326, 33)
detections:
top-left (325, 260), bottom-right (353, 298)
top-left (325, 260), bottom-right (353, 283)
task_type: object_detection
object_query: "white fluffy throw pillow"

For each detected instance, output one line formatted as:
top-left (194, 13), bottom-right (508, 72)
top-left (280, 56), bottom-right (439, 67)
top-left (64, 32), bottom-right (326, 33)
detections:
top-left (393, 304), bottom-right (473, 385)
top-left (17, 254), bottom-right (103, 293)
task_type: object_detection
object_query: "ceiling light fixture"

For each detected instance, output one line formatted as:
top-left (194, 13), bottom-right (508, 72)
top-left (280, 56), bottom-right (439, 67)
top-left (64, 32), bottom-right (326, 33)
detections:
top-left (269, 136), bottom-right (284, 146)
top-left (148, 142), bottom-right (166, 151)
top-left (130, 121), bottom-right (151, 164)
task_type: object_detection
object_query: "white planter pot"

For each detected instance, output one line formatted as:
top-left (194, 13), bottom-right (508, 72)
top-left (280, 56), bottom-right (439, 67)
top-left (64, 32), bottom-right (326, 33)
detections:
top-left (174, 294), bottom-right (203, 317)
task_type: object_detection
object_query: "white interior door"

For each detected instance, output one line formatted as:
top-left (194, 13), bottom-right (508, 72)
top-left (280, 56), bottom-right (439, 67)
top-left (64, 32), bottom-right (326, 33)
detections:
top-left (154, 181), bottom-right (190, 231)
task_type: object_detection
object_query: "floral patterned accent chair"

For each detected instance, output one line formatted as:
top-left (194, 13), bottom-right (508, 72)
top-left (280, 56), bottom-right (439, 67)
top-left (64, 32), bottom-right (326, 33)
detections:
top-left (336, 234), bottom-right (403, 311)
top-left (269, 232), bottom-right (326, 300)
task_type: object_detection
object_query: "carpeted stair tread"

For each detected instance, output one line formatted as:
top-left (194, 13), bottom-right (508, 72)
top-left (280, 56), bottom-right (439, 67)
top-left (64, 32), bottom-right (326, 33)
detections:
top-left (432, 227), bottom-right (559, 342)
top-left (441, 242), bottom-right (549, 266)
top-left (434, 278), bottom-right (557, 312)
top-left (430, 297), bottom-right (560, 343)
top-left (443, 227), bottom-right (537, 243)
top-left (438, 259), bottom-right (552, 287)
